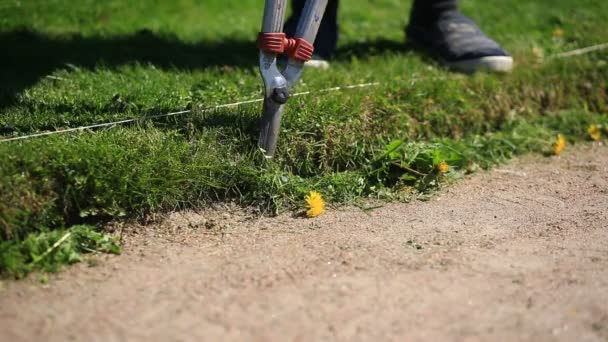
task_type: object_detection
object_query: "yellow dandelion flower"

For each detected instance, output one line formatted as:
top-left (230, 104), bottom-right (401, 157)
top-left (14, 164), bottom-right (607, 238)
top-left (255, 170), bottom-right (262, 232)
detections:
top-left (305, 191), bottom-right (325, 218)
top-left (425, 98), bottom-right (434, 105)
top-left (552, 134), bottom-right (566, 155)
top-left (552, 28), bottom-right (564, 37)
top-left (437, 161), bottom-right (449, 173)
top-left (588, 124), bottom-right (601, 141)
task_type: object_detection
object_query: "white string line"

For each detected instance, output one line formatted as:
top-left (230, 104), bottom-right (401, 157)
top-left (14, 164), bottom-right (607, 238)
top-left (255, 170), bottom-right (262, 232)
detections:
top-left (0, 110), bottom-right (190, 143)
top-left (1, 42), bottom-right (607, 144)
top-left (0, 82), bottom-right (387, 143)
top-left (551, 42), bottom-right (608, 59)
top-left (292, 82), bottom-right (381, 97)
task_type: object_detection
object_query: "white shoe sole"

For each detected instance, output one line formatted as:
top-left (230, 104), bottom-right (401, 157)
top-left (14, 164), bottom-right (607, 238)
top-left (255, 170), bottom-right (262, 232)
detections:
top-left (445, 56), bottom-right (513, 74)
top-left (304, 59), bottom-right (331, 70)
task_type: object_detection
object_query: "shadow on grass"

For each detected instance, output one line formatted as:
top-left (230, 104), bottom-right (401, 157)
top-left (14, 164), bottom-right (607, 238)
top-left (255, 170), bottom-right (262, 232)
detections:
top-left (0, 28), bottom-right (257, 109)
top-left (336, 38), bottom-right (416, 61)
top-left (0, 28), bottom-right (417, 111)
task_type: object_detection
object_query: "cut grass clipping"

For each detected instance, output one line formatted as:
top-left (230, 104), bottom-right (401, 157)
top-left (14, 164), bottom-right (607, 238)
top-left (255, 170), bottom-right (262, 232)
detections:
top-left (1, 0), bottom-right (607, 278)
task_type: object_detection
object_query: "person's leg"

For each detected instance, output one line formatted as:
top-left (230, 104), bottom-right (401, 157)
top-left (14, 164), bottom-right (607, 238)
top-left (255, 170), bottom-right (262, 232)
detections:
top-left (283, 0), bottom-right (512, 73)
top-left (284, 0), bottom-right (338, 68)
top-left (407, 0), bottom-right (513, 73)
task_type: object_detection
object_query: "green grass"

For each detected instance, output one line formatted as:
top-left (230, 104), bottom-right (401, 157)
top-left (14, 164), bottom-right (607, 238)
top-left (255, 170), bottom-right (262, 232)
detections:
top-left (1, 0), bottom-right (607, 278)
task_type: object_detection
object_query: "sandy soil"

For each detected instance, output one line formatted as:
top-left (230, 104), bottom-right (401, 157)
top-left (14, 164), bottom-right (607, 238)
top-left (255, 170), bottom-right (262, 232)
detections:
top-left (1, 144), bottom-right (607, 342)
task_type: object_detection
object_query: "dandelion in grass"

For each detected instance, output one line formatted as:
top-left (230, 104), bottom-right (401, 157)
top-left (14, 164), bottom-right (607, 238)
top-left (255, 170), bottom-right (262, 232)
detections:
top-left (552, 134), bottom-right (566, 155)
top-left (437, 161), bottom-right (449, 173)
top-left (588, 124), bottom-right (601, 141)
top-left (552, 28), bottom-right (564, 37)
top-left (305, 191), bottom-right (325, 218)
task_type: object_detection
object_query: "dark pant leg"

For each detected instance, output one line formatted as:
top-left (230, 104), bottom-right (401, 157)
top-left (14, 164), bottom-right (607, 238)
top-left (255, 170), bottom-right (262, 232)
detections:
top-left (410, 0), bottom-right (458, 24)
top-left (284, 0), bottom-right (339, 59)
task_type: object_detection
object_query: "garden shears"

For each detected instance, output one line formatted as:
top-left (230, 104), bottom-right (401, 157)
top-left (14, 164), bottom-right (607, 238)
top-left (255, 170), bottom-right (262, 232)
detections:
top-left (257, 0), bottom-right (328, 157)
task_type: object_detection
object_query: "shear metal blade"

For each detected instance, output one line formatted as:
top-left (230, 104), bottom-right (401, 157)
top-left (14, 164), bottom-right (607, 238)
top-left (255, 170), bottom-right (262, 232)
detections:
top-left (258, 98), bottom-right (286, 157)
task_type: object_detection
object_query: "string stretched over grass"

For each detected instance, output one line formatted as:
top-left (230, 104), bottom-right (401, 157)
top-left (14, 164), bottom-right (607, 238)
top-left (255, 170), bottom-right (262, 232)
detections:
top-left (1, 42), bottom-right (607, 144)
top-left (0, 82), bottom-right (383, 143)
top-left (551, 42), bottom-right (608, 59)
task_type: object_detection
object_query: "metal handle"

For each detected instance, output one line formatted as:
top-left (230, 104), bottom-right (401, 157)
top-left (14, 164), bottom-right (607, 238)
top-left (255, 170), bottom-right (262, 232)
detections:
top-left (295, 0), bottom-right (329, 43)
top-left (261, 0), bottom-right (288, 33)
top-left (258, 0), bottom-right (328, 157)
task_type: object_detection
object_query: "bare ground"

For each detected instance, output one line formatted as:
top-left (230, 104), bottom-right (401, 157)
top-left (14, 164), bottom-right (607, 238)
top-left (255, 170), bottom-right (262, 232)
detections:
top-left (1, 144), bottom-right (608, 342)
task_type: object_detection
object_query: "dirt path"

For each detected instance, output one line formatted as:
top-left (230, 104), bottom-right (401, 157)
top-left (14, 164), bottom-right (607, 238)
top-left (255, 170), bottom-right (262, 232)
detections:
top-left (2, 145), bottom-right (608, 341)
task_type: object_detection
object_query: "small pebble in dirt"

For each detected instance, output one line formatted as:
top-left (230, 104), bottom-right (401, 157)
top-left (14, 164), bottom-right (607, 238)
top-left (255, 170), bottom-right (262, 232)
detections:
top-left (87, 258), bottom-right (99, 267)
top-left (205, 220), bottom-right (218, 230)
top-left (592, 322), bottom-right (605, 332)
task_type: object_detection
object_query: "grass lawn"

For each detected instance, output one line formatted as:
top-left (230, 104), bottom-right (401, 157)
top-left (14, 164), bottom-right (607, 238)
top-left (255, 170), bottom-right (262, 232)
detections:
top-left (1, 0), bottom-right (607, 277)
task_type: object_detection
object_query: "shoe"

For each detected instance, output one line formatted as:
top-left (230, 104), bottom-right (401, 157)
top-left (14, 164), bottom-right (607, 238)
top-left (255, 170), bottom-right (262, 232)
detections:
top-left (304, 55), bottom-right (331, 69)
top-left (406, 11), bottom-right (513, 73)
top-left (276, 54), bottom-right (331, 69)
